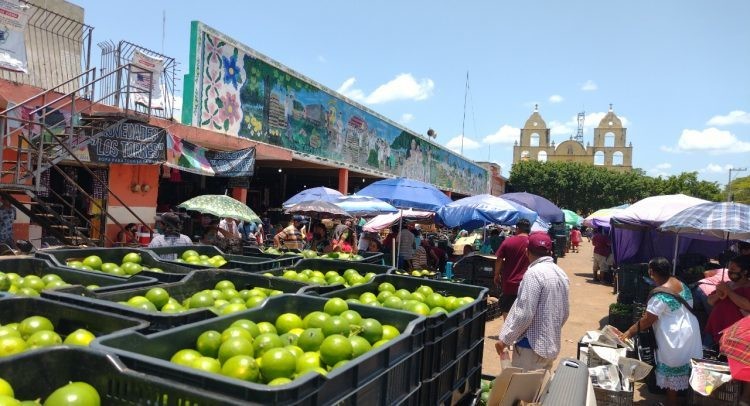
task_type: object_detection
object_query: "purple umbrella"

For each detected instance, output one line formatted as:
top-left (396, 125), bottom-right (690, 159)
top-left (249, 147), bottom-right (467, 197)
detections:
top-left (501, 192), bottom-right (564, 223)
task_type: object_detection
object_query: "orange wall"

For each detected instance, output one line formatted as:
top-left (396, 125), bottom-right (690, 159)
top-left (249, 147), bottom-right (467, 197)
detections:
top-left (104, 164), bottom-right (160, 244)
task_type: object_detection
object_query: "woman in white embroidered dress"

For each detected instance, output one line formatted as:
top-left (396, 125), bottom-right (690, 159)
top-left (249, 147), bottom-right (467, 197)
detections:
top-left (620, 257), bottom-right (702, 406)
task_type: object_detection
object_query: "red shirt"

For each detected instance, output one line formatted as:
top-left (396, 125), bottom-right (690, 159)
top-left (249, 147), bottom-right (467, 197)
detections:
top-left (570, 229), bottom-right (582, 244)
top-left (592, 233), bottom-right (611, 257)
top-left (706, 286), bottom-right (750, 342)
top-left (495, 234), bottom-right (530, 295)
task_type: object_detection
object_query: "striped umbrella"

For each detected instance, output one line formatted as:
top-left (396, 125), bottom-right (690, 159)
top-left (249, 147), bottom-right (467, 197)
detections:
top-left (659, 202), bottom-right (750, 241)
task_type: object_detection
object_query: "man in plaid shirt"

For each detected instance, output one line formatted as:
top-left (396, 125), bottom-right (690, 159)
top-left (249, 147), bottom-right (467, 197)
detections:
top-left (495, 232), bottom-right (570, 371)
top-left (273, 215), bottom-right (306, 250)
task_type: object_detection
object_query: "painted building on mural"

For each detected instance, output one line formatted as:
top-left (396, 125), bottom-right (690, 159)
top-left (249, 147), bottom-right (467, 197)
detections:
top-left (182, 21), bottom-right (489, 196)
top-left (512, 105), bottom-right (633, 171)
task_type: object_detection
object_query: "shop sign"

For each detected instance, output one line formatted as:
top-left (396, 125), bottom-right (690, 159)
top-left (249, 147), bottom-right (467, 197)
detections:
top-left (88, 121), bottom-right (166, 164)
top-left (165, 132), bottom-right (255, 177)
top-left (0, 0), bottom-right (29, 72)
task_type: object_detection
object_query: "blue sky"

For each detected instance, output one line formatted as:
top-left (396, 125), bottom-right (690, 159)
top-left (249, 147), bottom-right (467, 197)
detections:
top-left (75, 0), bottom-right (749, 186)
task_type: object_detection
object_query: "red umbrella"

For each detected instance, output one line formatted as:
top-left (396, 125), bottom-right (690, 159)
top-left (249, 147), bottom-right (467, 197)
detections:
top-left (719, 315), bottom-right (750, 381)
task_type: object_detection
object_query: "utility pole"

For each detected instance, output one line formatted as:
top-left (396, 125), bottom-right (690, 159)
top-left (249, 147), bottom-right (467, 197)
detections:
top-left (727, 167), bottom-right (747, 202)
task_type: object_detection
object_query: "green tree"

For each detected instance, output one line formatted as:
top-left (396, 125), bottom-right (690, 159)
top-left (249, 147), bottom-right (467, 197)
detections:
top-left (729, 175), bottom-right (750, 203)
top-left (508, 161), bottom-right (721, 215)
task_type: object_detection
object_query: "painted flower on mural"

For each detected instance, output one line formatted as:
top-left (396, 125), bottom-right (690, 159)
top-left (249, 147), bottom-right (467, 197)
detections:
top-left (222, 53), bottom-right (242, 89)
top-left (205, 35), bottom-right (223, 63)
top-left (216, 92), bottom-right (241, 131)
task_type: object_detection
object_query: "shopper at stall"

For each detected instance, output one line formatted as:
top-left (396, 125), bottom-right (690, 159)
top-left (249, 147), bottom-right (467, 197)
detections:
top-left (495, 232), bottom-right (570, 372)
top-left (273, 215), bottom-right (306, 250)
top-left (705, 255), bottom-right (750, 345)
top-left (397, 222), bottom-right (416, 270)
top-left (309, 222), bottom-right (330, 252)
top-left (619, 257), bottom-right (702, 406)
top-left (331, 227), bottom-right (355, 253)
top-left (493, 219), bottom-right (531, 316)
top-left (411, 239), bottom-right (431, 270)
top-left (149, 213), bottom-right (192, 252)
top-left (116, 223), bottom-right (139, 247)
top-left (591, 226), bottom-right (613, 282)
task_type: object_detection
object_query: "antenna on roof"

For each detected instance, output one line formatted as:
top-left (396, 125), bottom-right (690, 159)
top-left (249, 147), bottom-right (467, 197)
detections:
top-left (575, 111), bottom-right (585, 143)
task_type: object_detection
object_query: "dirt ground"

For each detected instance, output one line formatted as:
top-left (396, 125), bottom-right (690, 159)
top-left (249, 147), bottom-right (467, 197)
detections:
top-left (481, 238), bottom-right (664, 404)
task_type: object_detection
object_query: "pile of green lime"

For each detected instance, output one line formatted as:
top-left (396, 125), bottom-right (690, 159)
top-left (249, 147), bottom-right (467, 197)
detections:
top-left (122, 281), bottom-right (283, 315)
top-left (264, 268), bottom-right (376, 287)
top-left (173, 250), bottom-right (227, 267)
top-left (393, 268), bottom-right (438, 278)
top-left (0, 315), bottom-right (95, 358)
top-left (66, 253), bottom-right (163, 277)
top-left (0, 378), bottom-right (100, 406)
top-left (0, 272), bottom-right (100, 296)
top-left (169, 298), bottom-right (401, 385)
top-left (338, 282), bottom-right (475, 316)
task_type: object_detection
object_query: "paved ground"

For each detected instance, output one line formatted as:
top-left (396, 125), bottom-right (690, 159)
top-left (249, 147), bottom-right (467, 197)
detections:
top-left (480, 239), bottom-right (664, 404)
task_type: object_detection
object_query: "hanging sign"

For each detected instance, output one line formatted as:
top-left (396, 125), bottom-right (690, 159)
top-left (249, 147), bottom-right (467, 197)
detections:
top-left (87, 121), bottom-right (166, 164)
top-left (165, 132), bottom-right (255, 177)
top-left (130, 49), bottom-right (164, 108)
top-left (0, 0), bottom-right (28, 72)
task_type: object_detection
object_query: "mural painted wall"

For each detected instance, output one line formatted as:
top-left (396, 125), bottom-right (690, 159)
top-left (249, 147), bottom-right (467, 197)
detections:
top-left (183, 21), bottom-right (488, 195)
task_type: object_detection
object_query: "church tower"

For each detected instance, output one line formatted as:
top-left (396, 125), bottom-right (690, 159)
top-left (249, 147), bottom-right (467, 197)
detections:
top-left (513, 105), bottom-right (553, 163)
top-left (592, 104), bottom-right (632, 170)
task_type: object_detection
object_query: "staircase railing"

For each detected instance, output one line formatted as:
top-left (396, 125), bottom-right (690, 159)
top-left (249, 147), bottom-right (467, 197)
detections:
top-left (0, 62), bottom-right (158, 245)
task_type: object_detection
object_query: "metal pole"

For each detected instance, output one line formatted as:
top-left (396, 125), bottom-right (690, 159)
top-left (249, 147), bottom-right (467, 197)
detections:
top-left (727, 168), bottom-right (747, 202)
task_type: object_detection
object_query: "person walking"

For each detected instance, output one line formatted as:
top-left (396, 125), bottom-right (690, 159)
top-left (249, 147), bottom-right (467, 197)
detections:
top-left (493, 219), bottom-right (531, 316)
top-left (591, 226), bottom-right (613, 282)
top-left (494, 232), bottom-right (570, 372)
top-left (397, 223), bottom-right (416, 270)
top-left (619, 257), bottom-right (702, 406)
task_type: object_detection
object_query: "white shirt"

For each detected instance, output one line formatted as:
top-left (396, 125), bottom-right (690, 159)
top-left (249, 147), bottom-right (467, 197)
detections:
top-left (499, 256), bottom-right (570, 359)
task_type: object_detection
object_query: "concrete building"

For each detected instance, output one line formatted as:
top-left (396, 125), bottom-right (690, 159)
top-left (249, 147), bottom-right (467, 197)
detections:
top-left (512, 105), bottom-right (633, 171)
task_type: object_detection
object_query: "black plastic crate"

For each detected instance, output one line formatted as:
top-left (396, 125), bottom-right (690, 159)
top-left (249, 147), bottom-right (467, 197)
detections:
top-left (420, 340), bottom-right (484, 406)
top-left (147, 244), bottom-right (289, 272)
top-left (36, 247), bottom-right (196, 283)
top-left (608, 304), bottom-right (634, 332)
top-left (241, 246), bottom-right (301, 267)
top-left (42, 269), bottom-right (309, 333)
top-left (688, 359), bottom-right (741, 406)
top-left (0, 296), bottom-right (147, 349)
top-left (452, 254), bottom-right (501, 298)
top-left (0, 257), bottom-right (158, 294)
top-left (94, 294), bottom-right (425, 406)
top-left (0, 346), bottom-right (242, 405)
top-left (321, 274), bottom-right (488, 380)
top-left (616, 263), bottom-right (648, 297)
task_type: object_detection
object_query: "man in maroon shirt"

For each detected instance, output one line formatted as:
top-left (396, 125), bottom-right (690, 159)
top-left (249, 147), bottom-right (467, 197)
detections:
top-left (493, 219), bottom-right (531, 316)
top-left (591, 227), bottom-right (613, 282)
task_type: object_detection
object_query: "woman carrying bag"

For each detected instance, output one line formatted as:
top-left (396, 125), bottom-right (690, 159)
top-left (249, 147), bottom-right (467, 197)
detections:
top-left (619, 257), bottom-right (702, 406)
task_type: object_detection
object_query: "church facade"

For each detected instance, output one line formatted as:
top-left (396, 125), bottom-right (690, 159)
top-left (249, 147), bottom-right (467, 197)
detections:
top-left (512, 105), bottom-right (633, 171)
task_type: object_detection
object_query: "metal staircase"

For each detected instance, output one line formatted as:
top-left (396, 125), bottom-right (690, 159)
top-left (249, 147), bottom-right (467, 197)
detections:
top-left (0, 64), bottom-right (157, 246)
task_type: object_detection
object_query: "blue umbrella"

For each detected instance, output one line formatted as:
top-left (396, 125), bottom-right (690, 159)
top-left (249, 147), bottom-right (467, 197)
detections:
top-left (437, 194), bottom-right (538, 229)
top-left (282, 186), bottom-right (343, 209)
top-left (332, 195), bottom-right (398, 217)
top-left (502, 192), bottom-right (564, 223)
top-left (358, 177), bottom-right (452, 211)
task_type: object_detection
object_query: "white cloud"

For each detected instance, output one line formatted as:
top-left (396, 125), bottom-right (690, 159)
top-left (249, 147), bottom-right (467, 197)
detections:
top-left (317, 55), bottom-right (327, 63)
top-left (337, 77), bottom-right (365, 101)
top-left (482, 125), bottom-right (520, 144)
top-left (581, 80), bottom-right (598, 91)
top-left (399, 113), bottom-right (414, 124)
top-left (672, 128), bottom-right (750, 154)
top-left (336, 73), bottom-right (434, 105)
top-left (445, 135), bottom-right (481, 153)
top-left (655, 163), bottom-right (672, 170)
top-left (706, 110), bottom-right (750, 126)
top-left (700, 163), bottom-right (731, 173)
top-left (549, 120), bottom-right (574, 136)
top-left (548, 94), bottom-right (564, 103)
